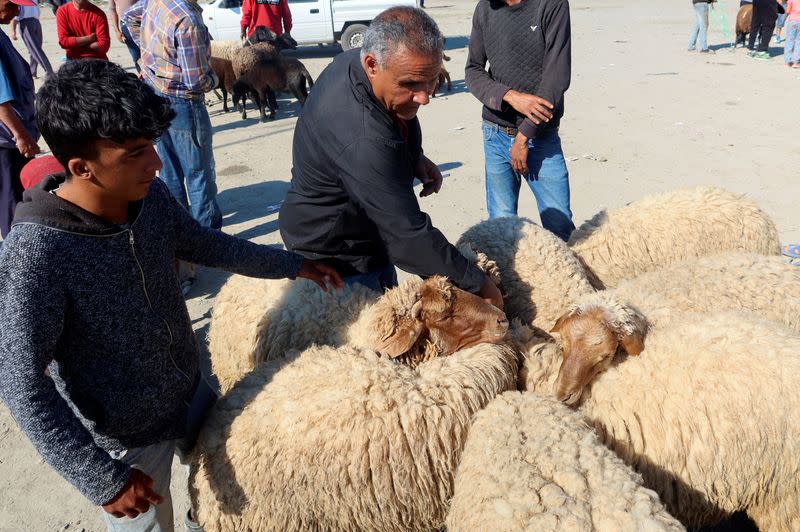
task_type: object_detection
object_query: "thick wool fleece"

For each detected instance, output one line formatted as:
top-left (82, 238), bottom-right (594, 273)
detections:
top-left (208, 275), bottom-right (379, 394)
top-left (568, 186), bottom-right (780, 289)
top-left (231, 42), bottom-right (281, 79)
top-left (209, 40), bottom-right (242, 61)
top-left (456, 216), bottom-right (595, 329)
top-left (574, 252), bottom-right (800, 332)
top-left (447, 391), bottom-right (684, 532)
top-left (209, 247), bottom-right (500, 394)
top-left (190, 342), bottom-right (519, 531)
top-left (520, 314), bottom-right (800, 531)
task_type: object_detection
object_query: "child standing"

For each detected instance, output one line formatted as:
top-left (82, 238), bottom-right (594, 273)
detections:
top-left (0, 59), bottom-right (341, 531)
top-left (56, 0), bottom-right (110, 60)
top-left (10, 3), bottom-right (53, 77)
top-left (785, 0), bottom-right (800, 66)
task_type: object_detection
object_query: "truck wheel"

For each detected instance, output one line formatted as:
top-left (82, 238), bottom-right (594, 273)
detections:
top-left (340, 23), bottom-right (369, 51)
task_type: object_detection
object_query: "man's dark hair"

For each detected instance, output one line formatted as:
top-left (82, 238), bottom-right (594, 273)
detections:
top-left (36, 59), bottom-right (175, 168)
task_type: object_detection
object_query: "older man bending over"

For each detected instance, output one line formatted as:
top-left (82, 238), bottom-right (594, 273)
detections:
top-left (280, 6), bottom-right (503, 307)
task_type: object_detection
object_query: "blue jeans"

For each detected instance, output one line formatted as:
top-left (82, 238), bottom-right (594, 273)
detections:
top-left (482, 121), bottom-right (574, 241)
top-left (785, 20), bottom-right (800, 64)
top-left (119, 21), bottom-right (141, 73)
top-left (343, 263), bottom-right (398, 293)
top-left (157, 95), bottom-right (222, 229)
top-left (101, 377), bottom-right (217, 532)
top-left (689, 3), bottom-right (710, 51)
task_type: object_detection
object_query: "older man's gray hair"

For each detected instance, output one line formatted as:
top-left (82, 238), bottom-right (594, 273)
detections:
top-left (360, 6), bottom-right (444, 67)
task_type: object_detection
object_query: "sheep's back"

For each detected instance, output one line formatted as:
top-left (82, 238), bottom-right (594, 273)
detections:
top-left (457, 217), bottom-right (595, 329)
top-left (568, 186), bottom-right (780, 288)
top-left (612, 252), bottom-right (800, 332)
top-left (447, 391), bottom-right (684, 532)
top-left (208, 275), bottom-right (379, 394)
top-left (210, 40), bottom-right (241, 61)
top-left (190, 342), bottom-right (519, 531)
top-left (580, 311), bottom-right (800, 528)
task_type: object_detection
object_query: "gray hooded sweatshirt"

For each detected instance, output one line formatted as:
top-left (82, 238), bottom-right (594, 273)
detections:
top-left (0, 175), bottom-right (303, 505)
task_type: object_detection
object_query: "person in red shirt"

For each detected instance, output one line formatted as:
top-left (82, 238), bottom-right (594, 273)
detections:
top-left (240, 0), bottom-right (291, 40)
top-left (56, 0), bottom-right (110, 60)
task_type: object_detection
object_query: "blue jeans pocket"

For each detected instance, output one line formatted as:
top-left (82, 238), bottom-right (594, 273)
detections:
top-left (482, 124), bottom-right (495, 142)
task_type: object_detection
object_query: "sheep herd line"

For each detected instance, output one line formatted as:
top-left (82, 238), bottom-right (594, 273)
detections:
top-left (209, 28), bottom-right (315, 123)
top-left (189, 186), bottom-right (799, 531)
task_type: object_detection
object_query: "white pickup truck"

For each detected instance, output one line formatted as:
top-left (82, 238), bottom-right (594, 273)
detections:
top-left (201, 0), bottom-right (419, 50)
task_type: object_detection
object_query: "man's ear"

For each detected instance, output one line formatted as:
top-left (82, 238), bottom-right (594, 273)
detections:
top-left (362, 53), bottom-right (379, 78)
top-left (67, 158), bottom-right (92, 181)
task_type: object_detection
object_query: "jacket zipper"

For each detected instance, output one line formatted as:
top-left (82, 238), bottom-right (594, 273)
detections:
top-left (129, 230), bottom-right (192, 384)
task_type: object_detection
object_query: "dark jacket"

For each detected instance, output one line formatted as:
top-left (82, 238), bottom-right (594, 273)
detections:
top-left (465, 0), bottom-right (571, 139)
top-left (0, 176), bottom-right (303, 505)
top-left (279, 49), bottom-right (485, 292)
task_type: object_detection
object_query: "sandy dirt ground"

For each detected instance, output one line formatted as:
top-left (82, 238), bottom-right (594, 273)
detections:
top-left (1, 0), bottom-right (798, 530)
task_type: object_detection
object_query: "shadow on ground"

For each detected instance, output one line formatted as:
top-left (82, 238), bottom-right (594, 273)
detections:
top-left (218, 180), bottom-right (289, 228)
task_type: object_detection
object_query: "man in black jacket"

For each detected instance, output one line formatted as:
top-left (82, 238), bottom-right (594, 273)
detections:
top-left (465, 0), bottom-right (574, 242)
top-left (280, 6), bottom-right (503, 306)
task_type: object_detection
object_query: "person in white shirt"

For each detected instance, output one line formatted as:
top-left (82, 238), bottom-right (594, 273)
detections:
top-left (10, 4), bottom-right (52, 78)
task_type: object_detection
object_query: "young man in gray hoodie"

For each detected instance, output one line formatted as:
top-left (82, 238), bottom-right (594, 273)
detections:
top-left (0, 59), bottom-right (341, 531)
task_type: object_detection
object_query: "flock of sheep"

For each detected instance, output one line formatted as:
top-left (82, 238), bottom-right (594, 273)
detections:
top-left (186, 185), bottom-right (799, 531)
top-left (209, 27), bottom-right (315, 122)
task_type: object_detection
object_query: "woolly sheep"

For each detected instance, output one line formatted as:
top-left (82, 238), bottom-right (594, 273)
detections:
top-left (551, 252), bottom-right (800, 399)
top-left (520, 314), bottom-right (800, 530)
top-left (447, 391), bottom-right (684, 532)
top-left (209, 275), bottom-right (509, 394)
top-left (190, 341), bottom-right (520, 531)
top-left (735, 3), bottom-right (753, 48)
top-left (209, 40), bottom-right (242, 62)
top-left (568, 186), bottom-right (781, 289)
top-left (456, 217), bottom-right (596, 329)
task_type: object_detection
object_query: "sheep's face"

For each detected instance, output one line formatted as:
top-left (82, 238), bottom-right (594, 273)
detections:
top-left (551, 309), bottom-right (620, 406)
top-left (374, 276), bottom-right (509, 363)
top-left (418, 278), bottom-right (509, 357)
top-left (551, 305), bottom-right (646, 406)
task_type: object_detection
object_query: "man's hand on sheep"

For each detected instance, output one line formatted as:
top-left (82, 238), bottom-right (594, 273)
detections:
top-left (477, 274), bottom-right (504, 310)
top-left (416, 155), bottom-right (443, 198)
top-left (297, 260), bottom-right (344, 292)
top-left (101, 468), bottom-right (164, 519)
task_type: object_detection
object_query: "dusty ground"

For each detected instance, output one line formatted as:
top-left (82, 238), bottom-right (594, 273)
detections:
top-left (1, 0), bottom-right (798, 530)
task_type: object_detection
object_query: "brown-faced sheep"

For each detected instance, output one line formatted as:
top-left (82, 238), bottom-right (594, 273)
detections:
top-left (568, 186), bottom-right (781, 289)
top-left (549, 252), bottom-right (800, 402)
top-left (447, 391), bottom-right (685, 532)
top-left (520, 313), bottom-right (800, 531)
top-left (190, 341), bottom-right (520, 531)
top-left (208, 275), bottom-right (508, 394)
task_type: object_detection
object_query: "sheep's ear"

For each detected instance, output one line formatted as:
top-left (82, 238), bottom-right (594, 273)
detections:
top-left (611, 313), bottom-right (647, 357)
top-left (550, 312), bottom-right (572, 334)
top-left (373, 300), bottom-right (426, 358)
top-left (618, 331), bottom-right (645, 356)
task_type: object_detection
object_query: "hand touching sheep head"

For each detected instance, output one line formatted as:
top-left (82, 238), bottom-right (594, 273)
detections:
top-left (550, 294), bottom-right (647, 405)
top-left (369, 276), bottom-right (509, 367)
